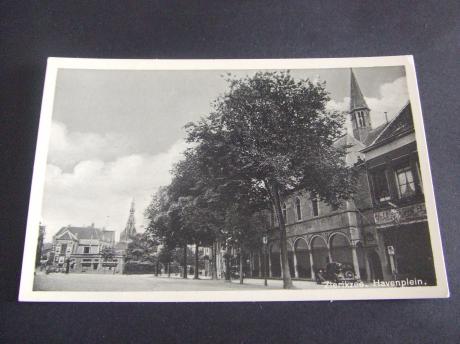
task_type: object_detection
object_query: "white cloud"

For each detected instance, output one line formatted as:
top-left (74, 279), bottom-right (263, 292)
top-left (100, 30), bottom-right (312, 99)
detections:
top-left (327, 77), bottom-right (409, 130)
top-left (48, 121), bottom-right (132, 170)
top-left (41, 139), bottom-right (188, 241)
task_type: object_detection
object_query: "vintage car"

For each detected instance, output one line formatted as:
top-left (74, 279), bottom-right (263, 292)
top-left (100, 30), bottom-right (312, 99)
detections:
top-left (315, 262), bottom-right (358, 284)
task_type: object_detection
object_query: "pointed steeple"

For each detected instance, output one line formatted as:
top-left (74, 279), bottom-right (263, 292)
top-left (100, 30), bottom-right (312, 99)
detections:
top-left (129, 198), bottom-right (135, 215)
top-left (120, 198), bottom-right (137, 243)
top-left (350, 69), bottom-right (369, 112)
top-left (349, 69), bottom-right (372, 143)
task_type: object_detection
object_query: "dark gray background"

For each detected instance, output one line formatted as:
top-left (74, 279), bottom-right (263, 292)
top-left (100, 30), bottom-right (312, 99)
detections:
top-left (1, 1), bottom-right (459, 343)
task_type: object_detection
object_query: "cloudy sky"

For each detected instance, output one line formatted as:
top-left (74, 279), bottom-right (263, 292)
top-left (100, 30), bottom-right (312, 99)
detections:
top-left (41, 66), bottom-right (408, 241)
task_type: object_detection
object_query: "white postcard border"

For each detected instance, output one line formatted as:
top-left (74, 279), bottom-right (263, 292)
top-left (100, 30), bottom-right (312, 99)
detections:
top-left (19, 56), bottom-right (449, 302)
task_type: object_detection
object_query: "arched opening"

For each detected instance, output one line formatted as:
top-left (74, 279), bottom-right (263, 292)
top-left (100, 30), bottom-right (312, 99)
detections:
top-left (329, 233), bottom-right (353, 265)
top-left (368, 250), bottom-right (383, 281)
top-left (311, 236), bottom-right (329, 271)
top-left (294, 238), bottom-right (310, 278)
top-left (287, 242), bottom-right (295, 277)
top-left (269, 242), bottom-right (281, 278)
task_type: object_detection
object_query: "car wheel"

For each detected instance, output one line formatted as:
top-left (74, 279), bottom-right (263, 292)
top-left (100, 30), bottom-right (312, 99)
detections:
top-left (344, 270), bottom-right (354, 279)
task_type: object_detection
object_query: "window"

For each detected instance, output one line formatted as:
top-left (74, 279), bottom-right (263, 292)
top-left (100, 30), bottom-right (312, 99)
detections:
top-left (295, 198), bottom-right (302, 221)
top-left (372, 169), bottom-right (391, 203)
top-left (282, 203), bottom-right (287, 222)
top-left (395, 166), bottom-right (416, 199)
top-left (311, 198), bottom-right (319, 217)
top-left (357, 112), bottom-right (366, 127)
top-left (83, 246), bottom-right (90, 254)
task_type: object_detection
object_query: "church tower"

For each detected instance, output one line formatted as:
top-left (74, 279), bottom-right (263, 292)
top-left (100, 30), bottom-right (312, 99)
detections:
top-left (120, 199), bottom-right (136, 242)
top-left (350, 69), bottom-right (372, 143)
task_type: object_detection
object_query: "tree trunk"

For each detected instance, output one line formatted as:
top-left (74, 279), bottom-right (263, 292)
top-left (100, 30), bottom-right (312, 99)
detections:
top-left (167, 262), bottom-right (171, 278)
top-left (194, 243), bottom-right (199, 279)
top-left (272, 182), bottom-right (294, 289)
top-left (183, 244), bottom-right (188, 279)
top-left (239, 246), bottom-right (244, 284)
top-left (211, 241), bottom-right (218, 280)
top-left (224, 250), bottom-right (231, 281)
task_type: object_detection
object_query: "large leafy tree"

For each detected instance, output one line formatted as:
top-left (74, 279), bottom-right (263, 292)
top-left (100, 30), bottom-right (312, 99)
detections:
top-left (145, 187), bottom-right (190, 278)
top-left (125, 232), bottom-right (158, 263)
top-left (168, 151), bottom-right (221, 279)
top-left (186, 71), bottom-right (353, 288)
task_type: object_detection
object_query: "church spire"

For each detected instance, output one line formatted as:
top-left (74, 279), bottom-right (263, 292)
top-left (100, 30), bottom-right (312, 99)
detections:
top-left (350, 69), bottom-right (369, 112)
top-left (349, 69), bottom-right (372, 143)
top-left (120, 198), bottom-right (136, 243)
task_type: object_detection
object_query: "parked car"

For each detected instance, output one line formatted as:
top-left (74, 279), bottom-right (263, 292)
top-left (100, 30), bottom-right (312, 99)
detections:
top-left (315, 262), bottom-right (358, 284)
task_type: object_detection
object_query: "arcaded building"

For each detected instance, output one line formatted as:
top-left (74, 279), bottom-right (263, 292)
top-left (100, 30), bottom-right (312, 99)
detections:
top-left (251, 69), bottom-right (435, 284)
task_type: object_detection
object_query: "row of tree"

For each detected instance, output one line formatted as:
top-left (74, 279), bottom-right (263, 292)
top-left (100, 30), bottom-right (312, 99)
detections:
top-left (144, 71), bottom-right (355, 288)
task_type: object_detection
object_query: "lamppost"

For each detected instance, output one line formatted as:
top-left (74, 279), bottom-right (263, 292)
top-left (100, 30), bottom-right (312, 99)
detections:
top-left (262, 231), bottom-right (268, 287)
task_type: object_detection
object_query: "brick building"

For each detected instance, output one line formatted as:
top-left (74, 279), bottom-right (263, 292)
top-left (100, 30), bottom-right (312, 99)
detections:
top-left (52, 224), bottom-right (124, 273)
top-left (249, 69), bottom-right (435, 284)
top-left (361, 102), bottom-right (436, 285)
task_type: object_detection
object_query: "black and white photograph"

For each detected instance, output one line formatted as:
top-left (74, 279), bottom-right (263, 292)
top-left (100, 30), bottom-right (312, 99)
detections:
top-left (19, 56), bottom-right (448, 302)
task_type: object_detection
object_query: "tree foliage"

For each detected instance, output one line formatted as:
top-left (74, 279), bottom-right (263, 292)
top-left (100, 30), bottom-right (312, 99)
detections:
top-left (186, 71), bottom-right (353, 288)
top-left (145, 71), bottom-right (353, 288)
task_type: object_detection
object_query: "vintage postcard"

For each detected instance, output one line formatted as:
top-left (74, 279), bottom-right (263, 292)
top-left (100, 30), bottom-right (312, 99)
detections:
top-left (19, 56), bottom-right (449, 301)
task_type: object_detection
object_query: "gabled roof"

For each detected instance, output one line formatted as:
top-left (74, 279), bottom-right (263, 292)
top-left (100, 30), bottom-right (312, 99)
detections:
top-left (56, 232), bottom-right (76, 241)
top-left (54, 226), bottom-right (113, 242)
top-left (350, 69), bottom-right (369, 112)
top-left (362, 123), bottom-right (387, 146)
top-left (362, 102), bottom-right (413, 152)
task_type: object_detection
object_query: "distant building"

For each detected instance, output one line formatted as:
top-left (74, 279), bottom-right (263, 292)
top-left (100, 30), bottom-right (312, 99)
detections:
top-left (115, 199), bottom-right (138, 254)
top-left (120, 199), bottom-right (137, 242)
top-left (52, 224), bottom-right (124, 273)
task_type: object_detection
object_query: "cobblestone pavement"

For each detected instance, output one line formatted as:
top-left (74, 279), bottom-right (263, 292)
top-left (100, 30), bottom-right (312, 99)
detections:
top-left (33, 271), bottom-right (328, 291)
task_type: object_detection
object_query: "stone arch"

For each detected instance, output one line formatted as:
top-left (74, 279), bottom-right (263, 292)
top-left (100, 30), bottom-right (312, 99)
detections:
top-left (310, 235), bottom-right (329, 271)
top-left (294, 237), bottom-right (311, 278)
top-left (327, 231), bottom-right (351, 247)
top-left (329, 232), bottom-right (353, 265)
top-left (269, 241), bottom-right (281, 278)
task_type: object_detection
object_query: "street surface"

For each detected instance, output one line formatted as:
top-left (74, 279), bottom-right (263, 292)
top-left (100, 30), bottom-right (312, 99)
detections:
top-left (33, 271), bottom-right (326, 291)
